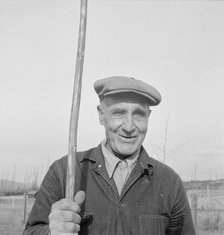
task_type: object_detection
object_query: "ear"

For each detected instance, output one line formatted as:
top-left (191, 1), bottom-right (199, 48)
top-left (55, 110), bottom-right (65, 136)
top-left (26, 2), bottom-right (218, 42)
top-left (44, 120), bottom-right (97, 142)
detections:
top-left (97, 105), bottom-right (105, 125)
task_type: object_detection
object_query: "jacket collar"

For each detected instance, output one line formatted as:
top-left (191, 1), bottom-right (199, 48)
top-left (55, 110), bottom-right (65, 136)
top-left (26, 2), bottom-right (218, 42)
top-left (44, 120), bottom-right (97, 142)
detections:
top-left (79, 144), bottom-right (106, 173)
top-left (79, 144), bottom-right (154, 177)
top-left (137, 146), bottom-right (154, 178)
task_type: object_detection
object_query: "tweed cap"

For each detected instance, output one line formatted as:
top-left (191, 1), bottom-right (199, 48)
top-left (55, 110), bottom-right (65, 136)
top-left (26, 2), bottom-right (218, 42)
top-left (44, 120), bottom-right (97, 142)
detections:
top-left (94, 76), bottom-right (162, 106)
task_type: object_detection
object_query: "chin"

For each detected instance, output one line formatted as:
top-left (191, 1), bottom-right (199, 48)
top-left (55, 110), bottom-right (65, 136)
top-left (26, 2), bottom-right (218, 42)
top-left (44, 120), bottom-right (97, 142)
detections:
top-left (117, 146), bottom-right (138, 156)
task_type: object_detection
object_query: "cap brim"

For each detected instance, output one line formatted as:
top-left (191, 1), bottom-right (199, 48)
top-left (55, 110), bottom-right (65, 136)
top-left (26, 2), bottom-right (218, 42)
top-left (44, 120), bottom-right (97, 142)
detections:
top-left (102, 89), bottom-right (159, 106)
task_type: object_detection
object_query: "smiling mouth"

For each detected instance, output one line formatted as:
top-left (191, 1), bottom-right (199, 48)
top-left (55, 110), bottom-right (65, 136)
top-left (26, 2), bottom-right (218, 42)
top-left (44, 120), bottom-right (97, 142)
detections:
top-left (119, 134), bottom-right (137, 140)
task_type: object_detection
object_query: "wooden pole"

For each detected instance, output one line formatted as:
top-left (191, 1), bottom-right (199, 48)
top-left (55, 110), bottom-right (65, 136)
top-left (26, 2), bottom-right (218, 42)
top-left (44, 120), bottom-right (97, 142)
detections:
top-left (66, 0), bottom-right (88, 200)
top-left (11, 195), bottom-right (15, 208)
top-left (23, 192), bottom-right (27, 224)
top-left (207, 183), bottom-right (210, 199)
top-left (191, 193), bottom-right (198, 229)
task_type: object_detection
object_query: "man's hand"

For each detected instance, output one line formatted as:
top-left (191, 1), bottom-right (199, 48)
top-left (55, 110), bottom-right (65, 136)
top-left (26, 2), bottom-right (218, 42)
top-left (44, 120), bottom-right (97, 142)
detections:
top-left (48, 191), bottom-right (85, 235)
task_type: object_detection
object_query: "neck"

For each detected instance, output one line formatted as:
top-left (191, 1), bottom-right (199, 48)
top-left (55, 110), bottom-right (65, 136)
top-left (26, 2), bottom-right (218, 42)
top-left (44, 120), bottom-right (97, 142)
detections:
top-left (105, 141), bottom-right (140, 160)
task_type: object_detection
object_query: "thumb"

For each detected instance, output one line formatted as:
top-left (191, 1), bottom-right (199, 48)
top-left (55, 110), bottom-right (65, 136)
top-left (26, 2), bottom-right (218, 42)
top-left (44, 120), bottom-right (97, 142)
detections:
top-left (74, 190), bottom-right (85, 206)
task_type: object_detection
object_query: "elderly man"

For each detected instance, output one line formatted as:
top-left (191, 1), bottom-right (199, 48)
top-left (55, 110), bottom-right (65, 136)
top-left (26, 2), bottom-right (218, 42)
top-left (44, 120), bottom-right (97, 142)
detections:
top-left (23, 76), bottom-right (195, 235)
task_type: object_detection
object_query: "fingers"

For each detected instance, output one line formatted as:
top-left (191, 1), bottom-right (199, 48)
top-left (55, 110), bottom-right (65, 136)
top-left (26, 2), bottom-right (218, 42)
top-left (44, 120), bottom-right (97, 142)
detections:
top-left (74, 190), bottom-right (85, 206)
top-left (49, 231), bottom-right (79, 235)
top-left (50, 234), bottom-right (79, 235)
top-left (52, 199), bottom-right (81, 213)
top-left (49, 212), bottom-right (81, 233)
top-left (49, 210), bottom-right (81, 223)
top-left (49, 233), bottom-right (79, 235)
top-left (49, 220), bottom-right (80, 233)
top-left (49, 191), bottom-right (86, 234)
top-left (51, 191), bottom-right (86, 212)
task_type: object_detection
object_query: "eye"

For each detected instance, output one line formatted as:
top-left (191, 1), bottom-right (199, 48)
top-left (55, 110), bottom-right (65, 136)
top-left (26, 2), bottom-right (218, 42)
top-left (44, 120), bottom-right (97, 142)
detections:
top-left (133, 110), bottom-right (147, 119)
top-left (113, 111), bottom-right (125, 116)
top-left (111, 109), bottom-right (126, 117)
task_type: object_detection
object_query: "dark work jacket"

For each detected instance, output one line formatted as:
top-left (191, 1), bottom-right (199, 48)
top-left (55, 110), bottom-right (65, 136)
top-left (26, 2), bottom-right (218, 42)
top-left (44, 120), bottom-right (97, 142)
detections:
top-left (23, 145), bottom-right (195, 235)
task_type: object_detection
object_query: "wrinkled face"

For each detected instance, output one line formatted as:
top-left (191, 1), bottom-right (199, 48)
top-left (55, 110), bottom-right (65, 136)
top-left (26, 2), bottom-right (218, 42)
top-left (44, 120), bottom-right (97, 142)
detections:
top-left (98, 93), bottom-right (151, 158)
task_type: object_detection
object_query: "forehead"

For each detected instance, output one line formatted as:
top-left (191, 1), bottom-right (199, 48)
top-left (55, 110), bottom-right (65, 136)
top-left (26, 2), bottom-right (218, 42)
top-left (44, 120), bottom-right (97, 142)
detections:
top-left (101, 92), bottom-right (150, 110)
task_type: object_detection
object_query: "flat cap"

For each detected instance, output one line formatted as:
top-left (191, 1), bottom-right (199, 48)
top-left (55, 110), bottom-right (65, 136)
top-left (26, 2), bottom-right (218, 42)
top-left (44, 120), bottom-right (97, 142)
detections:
top-left (94, 76), bottom-right (162, 106)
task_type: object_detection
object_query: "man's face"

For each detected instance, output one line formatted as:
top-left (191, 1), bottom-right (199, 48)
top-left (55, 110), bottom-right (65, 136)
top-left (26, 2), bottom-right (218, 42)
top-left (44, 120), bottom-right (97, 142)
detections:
top-left (98, 93), bottom-right (151, 157)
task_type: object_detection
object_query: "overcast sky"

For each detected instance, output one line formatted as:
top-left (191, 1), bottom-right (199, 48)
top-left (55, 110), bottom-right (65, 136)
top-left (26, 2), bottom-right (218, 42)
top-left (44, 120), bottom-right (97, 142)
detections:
top-left (0, 0), bottom-right (224, 184)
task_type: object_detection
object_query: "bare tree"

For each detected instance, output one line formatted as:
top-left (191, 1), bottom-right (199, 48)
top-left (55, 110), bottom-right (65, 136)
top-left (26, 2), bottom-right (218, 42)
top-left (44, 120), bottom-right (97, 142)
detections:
top-left (11, 165), bottom-right (17, 193)
top-left (31, 166), bottom-right (39, 191)
top-left (150, 113), bottom-right (184, 163)
top-left (4, 170), bottom-right (9, 193)
top-left (24, 168), bottom-right (30, 192)
top-left (0, 171), bottom-right (4, 193)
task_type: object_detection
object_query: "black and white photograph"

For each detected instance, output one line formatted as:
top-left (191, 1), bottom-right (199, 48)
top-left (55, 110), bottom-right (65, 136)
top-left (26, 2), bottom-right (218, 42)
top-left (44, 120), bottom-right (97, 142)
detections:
top-left (0, 0), bottom-right (224, 234)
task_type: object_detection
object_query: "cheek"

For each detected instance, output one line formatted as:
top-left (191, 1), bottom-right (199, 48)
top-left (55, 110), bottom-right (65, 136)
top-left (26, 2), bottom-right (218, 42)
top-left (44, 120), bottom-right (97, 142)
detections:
top-left (105, 117), bottom-right (123, 130)
top-left (136, 120), bottom-right (148, 133)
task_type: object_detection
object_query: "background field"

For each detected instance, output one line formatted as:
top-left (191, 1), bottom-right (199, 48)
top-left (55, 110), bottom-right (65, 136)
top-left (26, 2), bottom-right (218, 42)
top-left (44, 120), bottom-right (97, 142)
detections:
top-left (0, 196), bottom-right (34, 235)
top-left (0, 184), bottom-right (224, 235)
top-left (187, 190), bottom-right (224, 234)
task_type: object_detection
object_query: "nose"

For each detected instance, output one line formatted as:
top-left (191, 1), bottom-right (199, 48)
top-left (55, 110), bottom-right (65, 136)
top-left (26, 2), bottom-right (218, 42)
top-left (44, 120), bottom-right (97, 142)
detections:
top-left (122, 114), bottom-right (135, 133)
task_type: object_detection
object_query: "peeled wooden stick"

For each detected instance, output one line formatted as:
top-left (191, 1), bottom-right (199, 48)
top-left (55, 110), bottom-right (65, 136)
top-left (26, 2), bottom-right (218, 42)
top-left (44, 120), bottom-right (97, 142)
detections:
top-left (66, 0), bottom-right (88, 201)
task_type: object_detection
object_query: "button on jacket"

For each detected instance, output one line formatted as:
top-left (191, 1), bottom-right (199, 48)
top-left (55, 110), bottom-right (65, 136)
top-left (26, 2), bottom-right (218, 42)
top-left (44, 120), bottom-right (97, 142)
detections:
top-left (23, 145), bottom-right (195, 235)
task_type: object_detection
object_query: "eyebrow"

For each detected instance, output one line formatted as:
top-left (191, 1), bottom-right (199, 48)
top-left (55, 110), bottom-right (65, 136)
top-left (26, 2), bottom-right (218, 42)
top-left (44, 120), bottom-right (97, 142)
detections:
top-left (110, 106), bottom-right (148, 115)
top-left (110, 107), bottom-right (126, 113)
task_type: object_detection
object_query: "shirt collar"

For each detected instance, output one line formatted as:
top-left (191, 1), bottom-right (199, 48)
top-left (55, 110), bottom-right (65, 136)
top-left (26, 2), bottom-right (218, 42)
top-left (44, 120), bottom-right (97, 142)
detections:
top-left (101, 139), bottom-right (140, 178)
top-left (79, 142), bottom-right (154, 178)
